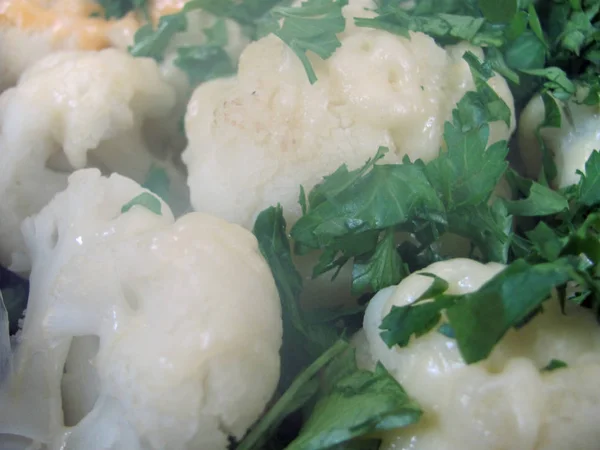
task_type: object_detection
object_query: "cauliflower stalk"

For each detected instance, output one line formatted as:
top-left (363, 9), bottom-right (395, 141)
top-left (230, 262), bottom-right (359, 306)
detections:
top-left (182, 0), bottom-right (516, 230)
top-left (519, 87), bottom-right (600, 188)
top-left (0, 48), bottom-right (190, 271)
top-left (0, 169), bottom-right (282, 450)
top-left (355, 258), bottom-right (600, 450)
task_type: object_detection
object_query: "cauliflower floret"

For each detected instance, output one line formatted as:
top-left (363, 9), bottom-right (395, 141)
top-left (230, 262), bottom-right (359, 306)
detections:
top-left (0, 169), bottom-right (282, 450)
top-left (356, 258), bottom-right (600, 450)
top-left (0, 0), bottom-right (249, 97)
top-left (0, 0), bottom-right (139, 92)
top-left (182, 0), bottom-right (516, 230)
top-left (0, 48), bottom-right (190, 270)
top-left (148, 7), bottom-right (250, 154)
top-left (519, 88), bottom-right (600, 188)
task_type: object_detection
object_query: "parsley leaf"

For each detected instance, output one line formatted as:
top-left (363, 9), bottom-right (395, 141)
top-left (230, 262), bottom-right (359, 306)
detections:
top-left (130, 12), bottom-right (189, 60)
top-left (477, 0), bottom-right (518, 24)
top-left (426, 126), bottom-right (507, 208)
top-left (542, 359), bottom-right (568, 372)
top-left (354, 3), bottom-right (504, 47)
top-left (142, 166), bottom-right (171, 203)
top-left (182, 0), bottom-right (287, 27)
top-left (266, 0), bottom-right (348, 84)
top-left (238, 342), bottom-right (422, 450)
top-left (174, 45), bottom-right (235, 85)
top-left (237, 340), bottom-right (349, 450)
top-left (577, 150), bottom-right (600, 207)
top-left (95, 0), bottom-right (148, 19)
top-left (352, 230), bottom-right (408, 294)
top-left (526, 222), bottom-right (566, 262)
top-left (121, 193), bottom-right (162, 215)
top-left (253, 206), bottom-right (339, 388)
top-left (503, 169), bottom-right (569, 216)
top-left (291, 151), bottom-right (445, 250)
top-left (380, 258), bottom-right (577, 363)
top-left (286, 361), bottom-right (421, 450)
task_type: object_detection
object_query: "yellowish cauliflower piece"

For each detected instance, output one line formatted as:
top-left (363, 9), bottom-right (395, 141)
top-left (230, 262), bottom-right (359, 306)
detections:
top-left (355, 258), bottom-right (600, 450)
top-left (0, 48), bottom-right (188, 270)
top-left (519, 89), bottom-right (600, 188)
top-left (182, 0), bottom-right (515, 230)
top-left (0, 0), bottom-right (139, 92)
top-left (0, 169), bottom-right (282, 450)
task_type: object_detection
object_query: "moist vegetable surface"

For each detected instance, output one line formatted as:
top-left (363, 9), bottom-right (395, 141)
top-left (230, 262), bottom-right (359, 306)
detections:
top-left (1, 1), bottom-right (600, 449)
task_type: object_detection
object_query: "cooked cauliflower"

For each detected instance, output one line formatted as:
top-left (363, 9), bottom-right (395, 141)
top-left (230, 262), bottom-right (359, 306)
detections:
top-left (0, 169), bottom-right (282, 450)
top-left (182, 0), bottom-right (515, 230)
top-left (0, 0), bottom-right (139, 92)
top-left (148, 7), bottom-right (250, 154)
top-left (0, 48), bottom-right (189, 270)
top-left (354, 258), bottom-right (600, 450)
top-left (519, 88), bottom-right (600, 188)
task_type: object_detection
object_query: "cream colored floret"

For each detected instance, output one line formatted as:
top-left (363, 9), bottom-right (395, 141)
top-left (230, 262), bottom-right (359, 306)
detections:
top-left (0, 49), bottom-right (187, 270)
top-left (0, 169), bottom-right (282, 450)
top-left (182, 0), bottom-right (516, 230)
top-left (355, 258), bottom-right (600, 450)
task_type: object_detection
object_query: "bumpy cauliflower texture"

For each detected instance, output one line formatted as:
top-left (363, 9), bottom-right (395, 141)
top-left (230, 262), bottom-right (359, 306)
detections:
top-left (519, 88), bottom-right (600, 188)
top-left (355, 258), bottom-right (600, 450)
top-left (0, 169), bottom-right (282, 450)
top-left (0, 48), bottom-right (189, 270)
top-left (182, 0), bottom-right (515, 229)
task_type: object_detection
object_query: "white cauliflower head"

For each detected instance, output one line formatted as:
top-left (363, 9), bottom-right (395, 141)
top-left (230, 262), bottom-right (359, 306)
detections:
top-left (0, 48), bottom-right (189, 271)
top-left (182, 0), bottom-right (516, 230)
top-left (355, 258), bottom-right (600, 450)
top-left (0, 0), bottom-right (139, 92)
top-left (0, 169), bottom-right (282, 450)
top-left (519, 88), bottom-right (600, 188)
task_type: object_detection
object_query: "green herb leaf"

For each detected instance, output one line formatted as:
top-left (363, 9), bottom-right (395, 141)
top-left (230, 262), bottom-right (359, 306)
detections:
top-left (477, 0), bottom-right (518, 24)
top-left (95, 0), bottom-right (148, 19)
top-left (183, 0), bottom-right (287, 26)
top-left (352, 230), bottom-right (407, 294)
top-left (174, 45), bottom-right (235, 84)
top-left (381, 295), bottom-right (456, 347)
top-left (503, 170), bottom-right (568, 216)
top-left (237, 340), bottom-right (349, 450)
top-left (291, 151), bottom-right (445, 250)
top-left (526, 222), bottom-right (566, 261)
top-left (522, 67), bottom-right (576, 99)
top-left (142, 166), bottom-right (170, 203)
top-left (130, 12), bottom-right (188, 60)
top-left (267, 0), bottom-right (348, 84)
top-left (437, 322), bottom-right (456, 338)
top-left (578, 150), bottom-right (600, 206)
top-left (504, 31), bottom-right (547, 71)
top-left (355, 9), bottom-right (504, 47)
top-left (446, 258), bottom-right (575, 363)
top-left (381, 258), bottom-right (578, 364)
top-left (121, 193), bottom-right (162, 215)
top-left (286, 361), bottom-right (422, 450)
top-left (415, 273), bottom-right (450, 301)
top-left (536, 92), bottom-right (562, 183)
top-left (253, 206), bottom-right (339, 388)
top-left (426, 126), bottom-right (508, 208)
top-left (541, 359), bottom-right (568, 372)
